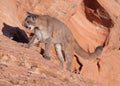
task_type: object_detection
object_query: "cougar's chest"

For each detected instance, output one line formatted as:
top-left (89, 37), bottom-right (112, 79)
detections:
top-left (35, 29), bottom-right (50, 41)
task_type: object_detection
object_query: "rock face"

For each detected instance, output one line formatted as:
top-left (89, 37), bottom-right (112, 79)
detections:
top-left (0, 0), bottom-right (120, 86)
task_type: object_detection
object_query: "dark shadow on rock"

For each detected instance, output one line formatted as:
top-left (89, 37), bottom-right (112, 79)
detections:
top-left (2, 23), bottom-right (29, 43)
top-left (83, 0), bottom-right (114, 28)
top-left (40, 48), bottom-right (45, 55)
top-left (74, 55), bottom-right (83, 74)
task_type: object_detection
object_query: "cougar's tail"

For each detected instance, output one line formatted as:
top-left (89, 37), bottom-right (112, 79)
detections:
top-left (74, 39), bottom-right (103, 60)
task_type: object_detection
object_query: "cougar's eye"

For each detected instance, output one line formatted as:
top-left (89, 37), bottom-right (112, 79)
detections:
top-left (27, 21), bottom-right (30, 24)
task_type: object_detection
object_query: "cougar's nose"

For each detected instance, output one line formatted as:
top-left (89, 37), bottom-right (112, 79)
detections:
top-left (25, 25), bottom-right (28, 28)
top-left (23, 23), bottom-right (28, 28)
top-left (28, 27), bottom-right (31, 30)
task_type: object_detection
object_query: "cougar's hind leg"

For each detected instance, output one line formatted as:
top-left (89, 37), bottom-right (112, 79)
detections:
top-left (55, 43), bottom-right (64, 67)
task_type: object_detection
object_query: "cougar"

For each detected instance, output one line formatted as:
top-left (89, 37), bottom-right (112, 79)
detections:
top-left (23, 12), bottom-right (103, 71)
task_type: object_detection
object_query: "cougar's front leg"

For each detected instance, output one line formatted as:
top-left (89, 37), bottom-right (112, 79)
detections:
top-left (24, 35), bottom-right (39, 48)
top-left (43, 39), bottom-right (52, 60)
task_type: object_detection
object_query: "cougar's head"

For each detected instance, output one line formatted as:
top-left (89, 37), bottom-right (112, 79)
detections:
top-left (24, 12), bottom-right (39, 30)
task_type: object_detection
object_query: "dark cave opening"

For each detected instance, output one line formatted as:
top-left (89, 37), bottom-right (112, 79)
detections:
top-left (83, 0), bottom-right (114, 28)
top-left (2, 23), bottom-right (29, 43)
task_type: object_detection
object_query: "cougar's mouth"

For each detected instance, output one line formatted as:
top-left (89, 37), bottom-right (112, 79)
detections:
top-left (28, 25), bottom-right (35, 30)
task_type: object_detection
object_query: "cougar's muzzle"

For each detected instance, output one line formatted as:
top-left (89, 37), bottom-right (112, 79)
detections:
top-left (24, 23), bottom-right (28, 28)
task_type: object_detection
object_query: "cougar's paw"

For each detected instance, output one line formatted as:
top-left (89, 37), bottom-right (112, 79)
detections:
top-left (43, 55), bottom-right (51, 60)
top-left (24, 43), bottom-right (30, 48)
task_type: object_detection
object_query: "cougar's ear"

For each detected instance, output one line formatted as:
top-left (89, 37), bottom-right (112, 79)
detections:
top-left (33, 14), bottom-right (38, 20)
top-left (27, 12), bottom-right (30, 14)
top-left (26, 12), bottom-right (33, 16)
top-left (26, 12), bottom-right (38, 20)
